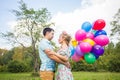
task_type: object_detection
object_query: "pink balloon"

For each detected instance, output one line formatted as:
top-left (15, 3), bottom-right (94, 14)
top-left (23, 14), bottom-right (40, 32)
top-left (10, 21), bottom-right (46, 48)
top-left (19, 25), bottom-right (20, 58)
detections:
top-left (72, 53), bottom-right (81, 62)
top-left (86, 32), bottom-right (94, 39)
top-left (75, 29), bottom-right (87, 41)
top-left (94, 35), bottom-right (109, 46)
top-left (79, 42), bottom-right (92, 53)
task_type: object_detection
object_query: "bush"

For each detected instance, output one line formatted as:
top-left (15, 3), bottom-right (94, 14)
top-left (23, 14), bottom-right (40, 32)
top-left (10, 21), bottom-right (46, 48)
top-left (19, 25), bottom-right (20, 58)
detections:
top-left (0, 65), bottom-right (7, 72)
top-left (71, 60), bottom-right (98, 72)
top-left (108, 55), bottom-right (120, 72)
top-left (7, 60), bottom-right (28, 73)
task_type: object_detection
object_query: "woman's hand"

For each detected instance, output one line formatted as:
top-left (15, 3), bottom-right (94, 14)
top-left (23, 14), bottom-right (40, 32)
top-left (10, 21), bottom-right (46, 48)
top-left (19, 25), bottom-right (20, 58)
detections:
top-left (64, 62), bottom-right (71, 69)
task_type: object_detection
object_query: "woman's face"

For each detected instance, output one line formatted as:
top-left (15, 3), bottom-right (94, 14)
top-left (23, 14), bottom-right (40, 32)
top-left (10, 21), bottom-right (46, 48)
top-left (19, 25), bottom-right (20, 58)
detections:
top-left (58, 34), bottom-right (64, 44)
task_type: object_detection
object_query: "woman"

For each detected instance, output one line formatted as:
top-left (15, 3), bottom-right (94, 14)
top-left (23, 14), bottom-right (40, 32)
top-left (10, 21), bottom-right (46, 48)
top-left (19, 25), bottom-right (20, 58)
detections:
top-left (54, 31), bottom-right (74, 80)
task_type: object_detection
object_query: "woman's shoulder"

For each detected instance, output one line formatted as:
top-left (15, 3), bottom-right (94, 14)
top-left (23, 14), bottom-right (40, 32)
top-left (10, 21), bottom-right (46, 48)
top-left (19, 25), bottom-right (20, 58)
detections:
top-left (58, 47), bottom-right (70, 56)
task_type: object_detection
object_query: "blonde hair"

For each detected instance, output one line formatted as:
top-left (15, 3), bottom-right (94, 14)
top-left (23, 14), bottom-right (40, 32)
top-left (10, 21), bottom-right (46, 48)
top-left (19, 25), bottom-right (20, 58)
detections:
top-left (61, 31), bottom-right (71, 46)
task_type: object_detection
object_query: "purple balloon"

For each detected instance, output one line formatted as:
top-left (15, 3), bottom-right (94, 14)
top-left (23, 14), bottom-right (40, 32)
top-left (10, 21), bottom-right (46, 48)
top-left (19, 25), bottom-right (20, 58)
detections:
top-left (75, 46), bottom-right (84, 56)
top-left (92, 45), bottom-right (104, 56)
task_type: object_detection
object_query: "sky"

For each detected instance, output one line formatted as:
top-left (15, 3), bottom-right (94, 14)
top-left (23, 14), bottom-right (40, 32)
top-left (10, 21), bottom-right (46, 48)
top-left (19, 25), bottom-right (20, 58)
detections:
top-left (0, 0), bottom-right (120, 49)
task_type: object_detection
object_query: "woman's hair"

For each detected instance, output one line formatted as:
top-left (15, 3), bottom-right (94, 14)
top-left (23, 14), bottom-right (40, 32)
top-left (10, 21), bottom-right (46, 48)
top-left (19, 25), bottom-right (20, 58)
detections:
top-left (61, 31), bottom-right (71, 46)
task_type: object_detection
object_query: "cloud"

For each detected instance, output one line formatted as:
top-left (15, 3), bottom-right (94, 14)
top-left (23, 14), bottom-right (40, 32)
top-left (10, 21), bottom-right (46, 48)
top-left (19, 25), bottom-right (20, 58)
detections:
top-left (3, 0), bottom-right (120, 48)
top-left (51, 0), bottom-right (120, 43)
top-left (7, 21), bottom-right (17, 31)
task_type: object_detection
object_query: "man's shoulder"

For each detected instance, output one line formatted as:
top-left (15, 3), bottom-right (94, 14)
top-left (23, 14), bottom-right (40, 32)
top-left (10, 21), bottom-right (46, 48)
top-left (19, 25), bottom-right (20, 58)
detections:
top-left (40, 39), bottom-right (46, 44)
top-left (39, 39), bottom-right (49, 48)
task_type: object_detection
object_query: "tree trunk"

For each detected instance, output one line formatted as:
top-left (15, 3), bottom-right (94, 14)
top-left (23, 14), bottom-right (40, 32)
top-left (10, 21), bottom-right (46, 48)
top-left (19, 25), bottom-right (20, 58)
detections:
top-left (32, 40), bottom-right (38, 72)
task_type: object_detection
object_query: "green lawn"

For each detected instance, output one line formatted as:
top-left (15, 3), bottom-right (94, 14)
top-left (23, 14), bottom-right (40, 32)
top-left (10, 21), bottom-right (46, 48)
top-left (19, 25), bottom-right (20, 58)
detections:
top-left (0, 72), bottom-right (120, 80)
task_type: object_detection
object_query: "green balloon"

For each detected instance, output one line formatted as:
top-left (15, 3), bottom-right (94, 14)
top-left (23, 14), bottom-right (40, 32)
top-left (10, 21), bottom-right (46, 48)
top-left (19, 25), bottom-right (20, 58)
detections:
top-left (84, 53), bottom-right (96, 64)
top-left (91, 29), bottom-right (97, 34)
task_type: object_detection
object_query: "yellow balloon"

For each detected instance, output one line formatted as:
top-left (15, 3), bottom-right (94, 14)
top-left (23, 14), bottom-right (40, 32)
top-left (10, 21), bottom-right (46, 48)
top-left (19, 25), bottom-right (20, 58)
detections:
top-left (71, 39), bottom-right (78, 47)
top-left (83, 38), bottom-right (95, 46)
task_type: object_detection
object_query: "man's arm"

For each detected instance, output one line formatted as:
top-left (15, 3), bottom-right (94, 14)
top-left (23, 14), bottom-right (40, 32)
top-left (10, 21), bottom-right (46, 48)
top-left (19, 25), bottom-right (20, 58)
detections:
top-left (44, 49), bottom-right (67, 64)
top-left (50, 50), bottom-right (68, 62)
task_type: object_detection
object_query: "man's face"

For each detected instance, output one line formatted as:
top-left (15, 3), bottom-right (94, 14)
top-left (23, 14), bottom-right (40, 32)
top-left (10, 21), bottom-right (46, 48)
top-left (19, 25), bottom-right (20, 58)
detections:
top-left (47, 31), bottom-right (54, 40)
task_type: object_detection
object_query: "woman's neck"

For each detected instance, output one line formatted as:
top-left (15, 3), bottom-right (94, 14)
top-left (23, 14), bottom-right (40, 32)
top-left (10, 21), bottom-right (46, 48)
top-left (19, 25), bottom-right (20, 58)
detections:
top-left (61, 42), bottom-right (68, 49)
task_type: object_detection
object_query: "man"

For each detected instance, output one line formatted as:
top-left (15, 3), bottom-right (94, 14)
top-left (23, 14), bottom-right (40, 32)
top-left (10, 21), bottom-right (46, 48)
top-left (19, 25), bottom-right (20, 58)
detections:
top-left (38, 27), bottom-right (69, 80)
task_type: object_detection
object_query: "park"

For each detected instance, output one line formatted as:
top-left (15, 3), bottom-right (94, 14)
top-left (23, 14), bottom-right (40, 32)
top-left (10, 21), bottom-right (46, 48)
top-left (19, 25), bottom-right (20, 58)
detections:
top-left (0, 0), bottom-right (120, 80)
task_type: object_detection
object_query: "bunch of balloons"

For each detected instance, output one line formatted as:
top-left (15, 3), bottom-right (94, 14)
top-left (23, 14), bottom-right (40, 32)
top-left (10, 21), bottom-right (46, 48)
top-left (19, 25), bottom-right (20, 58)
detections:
top-left (70, 19), bottom-right (109, 64)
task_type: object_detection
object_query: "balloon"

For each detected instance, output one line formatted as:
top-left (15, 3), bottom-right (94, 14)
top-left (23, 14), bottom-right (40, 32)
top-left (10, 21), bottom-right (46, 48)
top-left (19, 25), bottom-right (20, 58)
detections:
top-left (91, 45), bottom-right (104, 56)
top-left (91, 29), bottom-right (97, 34)
top-left (75, 45), bottom-right (84, 56)
top-left (79, 42), bottom-right (92, 53)
top-left (69, 45), bottom-right (75, 57)
top-left (94, 30), bottom-right (107, 37)
top-left (84, 53), bottom-right (96, 64)
top-left (83, 38), bottom-right (95, 46)
top-left (72, 53), bottom-right (81, 62)
top-left (80, 56), bottom-right (84, 60)
top-left (81, 22), bottom-right (92, 32)
top-left (92, 53), bottom-right (99, 59)
top-left (94, 35), bottom-right (109, 46)
top-left (93, 19), bottom-right (106, 30)
top-left (75, 29), bottom-right (87, 41)
top-left (71, 39), bottom-right (78, 47)
top-left (86, 32), bottom-right (94, 39)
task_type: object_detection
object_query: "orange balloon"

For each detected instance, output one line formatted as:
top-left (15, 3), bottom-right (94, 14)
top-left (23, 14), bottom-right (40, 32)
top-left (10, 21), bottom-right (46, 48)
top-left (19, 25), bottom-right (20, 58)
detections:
top-left (83, 38), bottom-right (95, 46)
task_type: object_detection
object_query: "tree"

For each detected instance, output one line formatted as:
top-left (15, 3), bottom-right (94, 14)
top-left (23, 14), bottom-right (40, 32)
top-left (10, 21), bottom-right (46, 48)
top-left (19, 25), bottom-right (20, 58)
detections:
top-left (1, 49), bottom-right (14, 65)
top-left (0, 0), bottom-right (53, 72)
top-left (110, 8), bottom-right (120, 41)
top-left (109, 8), bottom-right (120, 72)
top-left (12, 47), bottom-right (23, 61)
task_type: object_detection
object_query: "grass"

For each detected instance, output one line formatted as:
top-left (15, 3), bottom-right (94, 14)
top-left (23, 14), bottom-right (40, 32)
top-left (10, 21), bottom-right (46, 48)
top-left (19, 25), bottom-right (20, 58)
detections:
top-left (0, 72), bottom-right (120, 80)
top-left (73, 72), bottom-right (120, 80)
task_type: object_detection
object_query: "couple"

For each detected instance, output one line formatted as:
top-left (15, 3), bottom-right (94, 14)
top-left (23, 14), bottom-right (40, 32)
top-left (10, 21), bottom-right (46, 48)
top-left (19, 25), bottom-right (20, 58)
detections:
top-left (38, 27), bottom-right (73, 80)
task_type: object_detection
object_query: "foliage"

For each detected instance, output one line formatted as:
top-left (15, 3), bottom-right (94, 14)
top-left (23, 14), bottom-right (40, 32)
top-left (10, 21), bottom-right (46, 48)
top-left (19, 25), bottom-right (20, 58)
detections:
top-left (0, 0), bottom-right (54, 72)
top-left (7, 60), bottom-right (29, 73)
top-left (108, 42), bottom-right (120, 72)
top-left (12, 47), bottom-right (23, 61)
top-left (110, 8), bottom-right (120, 40)
top-left (0, 65), bottom-right (7, 72)
top-left (108, 55), bottom-right (120, 72)
top-left (71, 41), bottom-right (120, 72)
top-left (0, 50), bottom-right (14, 65)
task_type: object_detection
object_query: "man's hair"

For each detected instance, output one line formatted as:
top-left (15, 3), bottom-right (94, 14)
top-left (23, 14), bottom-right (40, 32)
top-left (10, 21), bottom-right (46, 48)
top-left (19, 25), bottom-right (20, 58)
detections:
top-left (43, 27), bottom-right (54, 36)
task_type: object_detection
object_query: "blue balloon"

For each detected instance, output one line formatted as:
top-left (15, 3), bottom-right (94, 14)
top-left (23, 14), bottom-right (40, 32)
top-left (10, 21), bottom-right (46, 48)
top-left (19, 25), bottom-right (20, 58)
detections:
top-left (82, 22), bottom-right (92, 32)
top-left (94, 30), bottom-right (107, 37)
top-left (69, 45), bottom-right (75, 57)
top-left (91, 52), bottom-right (99, 59)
